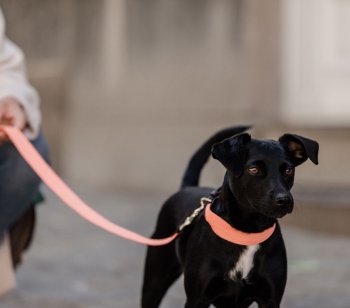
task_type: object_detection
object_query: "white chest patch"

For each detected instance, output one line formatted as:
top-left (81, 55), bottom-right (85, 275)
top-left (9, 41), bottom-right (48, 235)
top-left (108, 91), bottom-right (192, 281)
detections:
top-left (228, 245), bottom-right (260, 281)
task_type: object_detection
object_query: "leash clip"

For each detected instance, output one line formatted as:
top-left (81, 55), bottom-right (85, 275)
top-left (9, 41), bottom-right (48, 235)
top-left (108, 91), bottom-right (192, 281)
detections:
top-left (177, 197), bottom-right (212, 233)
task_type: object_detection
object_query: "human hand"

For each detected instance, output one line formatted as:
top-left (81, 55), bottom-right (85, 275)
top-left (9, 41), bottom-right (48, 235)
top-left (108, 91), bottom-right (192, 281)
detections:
top-left (0, 97), bottom-right (27, 145)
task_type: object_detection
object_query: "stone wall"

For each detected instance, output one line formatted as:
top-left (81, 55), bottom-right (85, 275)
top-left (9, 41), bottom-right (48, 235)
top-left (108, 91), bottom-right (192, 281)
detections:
top-left (63, 0), bottom-right (282, 192)
top-left (3, 0), bottom-right (340, 193)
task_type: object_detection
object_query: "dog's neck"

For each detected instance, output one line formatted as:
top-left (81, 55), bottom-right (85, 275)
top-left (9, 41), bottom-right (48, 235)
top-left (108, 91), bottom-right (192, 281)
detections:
top-left (213, 175), bottom-right (276, 233)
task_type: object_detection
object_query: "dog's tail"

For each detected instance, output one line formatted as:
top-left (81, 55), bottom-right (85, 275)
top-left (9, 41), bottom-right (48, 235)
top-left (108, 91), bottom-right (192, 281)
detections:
top-left (180, 125), bottom-right (250, 189)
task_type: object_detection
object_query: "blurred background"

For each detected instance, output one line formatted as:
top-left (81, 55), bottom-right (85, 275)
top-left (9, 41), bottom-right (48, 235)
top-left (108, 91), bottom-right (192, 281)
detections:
top-left (1, 0), bottom-right (350, 307)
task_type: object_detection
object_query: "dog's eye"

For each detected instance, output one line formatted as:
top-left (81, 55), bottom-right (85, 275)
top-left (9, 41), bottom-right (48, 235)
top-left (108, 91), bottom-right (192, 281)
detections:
top-left (248, 167), bottom-right (261, 175)
top-left (285, 167), bottom-right (294, 176)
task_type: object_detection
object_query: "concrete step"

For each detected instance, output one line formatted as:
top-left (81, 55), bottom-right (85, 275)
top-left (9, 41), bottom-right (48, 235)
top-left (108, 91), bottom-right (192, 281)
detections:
top-left (284, 186), bottom-right (350, 236)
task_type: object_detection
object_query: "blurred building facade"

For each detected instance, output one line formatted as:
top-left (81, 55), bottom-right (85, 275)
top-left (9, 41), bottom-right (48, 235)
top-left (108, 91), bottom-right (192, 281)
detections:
top-left (0, 0), bottom-right (348, 194)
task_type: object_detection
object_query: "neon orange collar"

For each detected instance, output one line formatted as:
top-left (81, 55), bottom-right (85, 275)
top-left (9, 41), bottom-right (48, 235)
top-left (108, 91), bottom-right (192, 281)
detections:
top-left (204, 202), bottom-right (276, 246)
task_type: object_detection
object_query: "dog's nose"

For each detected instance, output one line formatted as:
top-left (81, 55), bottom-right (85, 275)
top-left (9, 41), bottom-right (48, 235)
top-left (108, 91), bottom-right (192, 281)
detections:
top-left (274, 193), bottom-right (293, 207)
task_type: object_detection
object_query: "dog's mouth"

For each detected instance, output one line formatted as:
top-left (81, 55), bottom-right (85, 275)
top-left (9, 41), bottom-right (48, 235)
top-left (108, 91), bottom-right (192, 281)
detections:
top-left (250, 201), bottom-right (294, 219)
top-left (265, 205), bottom-right (294, 219)
top-left (268, 211), bottom-right (289, 219)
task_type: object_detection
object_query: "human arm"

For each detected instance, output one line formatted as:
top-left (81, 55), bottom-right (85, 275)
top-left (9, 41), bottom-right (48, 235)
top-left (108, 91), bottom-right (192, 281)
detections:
top-left (0, 8), bottom-right (41, 142)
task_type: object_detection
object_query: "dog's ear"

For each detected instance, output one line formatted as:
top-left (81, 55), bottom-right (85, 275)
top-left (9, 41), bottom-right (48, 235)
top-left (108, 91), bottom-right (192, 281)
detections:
top-left (279, 134), bottom-right (319, 166)
top-left (211, 133), bottom-right (251, 177)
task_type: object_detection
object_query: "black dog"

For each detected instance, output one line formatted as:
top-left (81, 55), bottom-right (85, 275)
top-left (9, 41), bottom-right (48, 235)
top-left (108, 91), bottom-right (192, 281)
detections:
top-left (142, 126), bottom-right (319, 308)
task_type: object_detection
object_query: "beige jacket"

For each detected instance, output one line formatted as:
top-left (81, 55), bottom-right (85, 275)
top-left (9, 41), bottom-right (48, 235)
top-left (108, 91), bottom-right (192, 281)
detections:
top-left (0, 8), bottom-right (40, 139)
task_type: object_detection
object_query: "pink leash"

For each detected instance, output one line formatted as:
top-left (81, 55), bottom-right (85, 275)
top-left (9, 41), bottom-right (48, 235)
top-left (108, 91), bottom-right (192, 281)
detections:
top-left (0, 125), bottom-right (275, 246)
top-left (0, 125), bottom-right (177, 246)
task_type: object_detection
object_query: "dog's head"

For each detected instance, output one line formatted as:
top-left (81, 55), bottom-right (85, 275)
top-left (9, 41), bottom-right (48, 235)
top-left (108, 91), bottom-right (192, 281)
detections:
top-left (211, 133), bottom-right (319, 219)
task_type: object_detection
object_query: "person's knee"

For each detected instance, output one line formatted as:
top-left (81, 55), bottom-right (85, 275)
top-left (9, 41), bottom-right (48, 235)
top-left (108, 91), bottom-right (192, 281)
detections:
top-left (0, 141), bottom-right (18, 165)
top-left (0, 132), bottom-right (49, 192)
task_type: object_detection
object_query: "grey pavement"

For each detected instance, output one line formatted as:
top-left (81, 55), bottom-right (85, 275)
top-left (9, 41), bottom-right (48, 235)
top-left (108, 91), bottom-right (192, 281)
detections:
top-left (1, 187), bottom-right (350, 308)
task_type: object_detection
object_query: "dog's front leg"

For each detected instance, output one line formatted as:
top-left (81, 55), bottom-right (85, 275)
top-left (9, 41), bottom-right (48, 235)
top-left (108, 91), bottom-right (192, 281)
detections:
top-left (256, 301), bottom-right (280, 308)
top-left (184, 299), bottom-right (211, 308)
top-left (183, 269), bottom-right (220, 308)
top-left (184, 282), bottom-right (211, 308)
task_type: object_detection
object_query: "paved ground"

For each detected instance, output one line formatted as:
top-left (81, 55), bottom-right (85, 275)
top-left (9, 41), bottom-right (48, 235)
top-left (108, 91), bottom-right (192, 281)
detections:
top-left (1, 188), bottom-right (350, 308)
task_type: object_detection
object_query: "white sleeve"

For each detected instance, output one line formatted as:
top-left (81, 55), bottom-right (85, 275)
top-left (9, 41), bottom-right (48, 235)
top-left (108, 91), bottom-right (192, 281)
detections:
top-left (0, 8), bottom-right (41, 139)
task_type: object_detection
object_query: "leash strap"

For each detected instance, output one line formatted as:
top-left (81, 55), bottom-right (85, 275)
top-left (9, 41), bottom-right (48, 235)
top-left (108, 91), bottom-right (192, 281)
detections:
top-left (0, 125), bottom-right (276, 247)
top-left (0, 125), bottom-right (178, 246)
